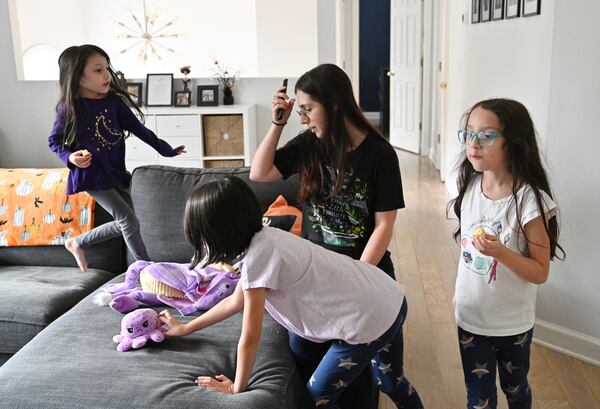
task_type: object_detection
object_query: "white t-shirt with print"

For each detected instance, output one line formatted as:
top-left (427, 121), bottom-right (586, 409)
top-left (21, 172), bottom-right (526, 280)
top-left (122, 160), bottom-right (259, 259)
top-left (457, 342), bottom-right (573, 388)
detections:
top-left (455, 176), bottom-right (557, 336)
top-left (240, 226), bottom-right (404, 344)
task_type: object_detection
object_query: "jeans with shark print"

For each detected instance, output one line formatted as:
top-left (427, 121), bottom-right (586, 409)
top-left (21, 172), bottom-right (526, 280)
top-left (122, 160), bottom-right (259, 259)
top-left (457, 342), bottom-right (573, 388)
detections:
top-left (289, 299), bottom-right (424, 409)
top-left (458, 326), bottom-right (533, 409)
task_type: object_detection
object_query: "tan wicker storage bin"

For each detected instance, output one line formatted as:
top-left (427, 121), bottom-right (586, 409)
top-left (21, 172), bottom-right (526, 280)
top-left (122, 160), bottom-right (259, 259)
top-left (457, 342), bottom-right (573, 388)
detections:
top-left (204, 159), bottom-right (245, 168)
top-left (202, 114), bottom-right (244, 156)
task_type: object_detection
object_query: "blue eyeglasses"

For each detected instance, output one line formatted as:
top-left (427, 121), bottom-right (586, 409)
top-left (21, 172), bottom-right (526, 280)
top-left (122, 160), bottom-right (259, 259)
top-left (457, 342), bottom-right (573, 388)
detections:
top-left (457, 129), bottom-right (501, 147)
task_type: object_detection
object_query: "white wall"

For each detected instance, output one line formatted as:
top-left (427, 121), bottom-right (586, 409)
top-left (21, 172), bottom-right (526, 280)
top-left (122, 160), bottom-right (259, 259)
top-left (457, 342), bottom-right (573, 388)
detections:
top-left (10, 0), bottom-right (319, 79)
top-left (0, 0), bottom-right (332, 168)
top-left (443, 0), bottom-right (555, 193)
top-left (537, 0), bottom-right (600, 362)
top-left (442, 0), bottom-right (600, 363)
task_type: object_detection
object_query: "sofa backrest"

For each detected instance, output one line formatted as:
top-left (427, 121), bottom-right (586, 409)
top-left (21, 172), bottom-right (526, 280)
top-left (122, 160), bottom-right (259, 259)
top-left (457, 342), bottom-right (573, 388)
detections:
top-left (0, 204), bottom-right (125, 274)
top-left (129, 165), bottom-right (300, 264)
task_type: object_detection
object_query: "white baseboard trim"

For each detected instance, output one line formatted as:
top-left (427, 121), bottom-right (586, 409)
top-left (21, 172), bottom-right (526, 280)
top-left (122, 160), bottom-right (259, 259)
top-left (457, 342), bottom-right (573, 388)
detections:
top-left (363, 112), bottom-right (380, 126)
top-left (534, 319), bottom-right (600, 367)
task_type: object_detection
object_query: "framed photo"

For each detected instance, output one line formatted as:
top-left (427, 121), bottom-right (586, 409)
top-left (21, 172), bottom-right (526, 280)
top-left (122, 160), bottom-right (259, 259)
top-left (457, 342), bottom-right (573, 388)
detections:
top-left (492, 0), bottom-right (504, 20)
top-left (146, 73), bottom-right (173, 106)
top-left (505, 0), bottom-right (521, 19)
top-left (197, 85), bottom-right (219, 107)
top-left (522, 0), bottom-right (541, 17)
top-left (126, 82), bottom-right (143, 106)
top-left (174, 91), bottom-right (191, 107)
top-left (480, 0), bottom-right (491, 22)
top-left (472, 0), bottom-right (480, 24)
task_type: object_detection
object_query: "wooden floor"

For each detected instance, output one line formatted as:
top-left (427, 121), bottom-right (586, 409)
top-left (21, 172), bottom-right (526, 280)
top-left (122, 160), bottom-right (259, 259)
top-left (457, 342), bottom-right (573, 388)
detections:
top-left (379, 150), bottom-right (600, 409)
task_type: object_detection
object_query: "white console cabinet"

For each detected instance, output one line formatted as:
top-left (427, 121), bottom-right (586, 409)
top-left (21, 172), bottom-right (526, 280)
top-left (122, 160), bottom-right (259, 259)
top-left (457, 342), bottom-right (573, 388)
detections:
top-left (126, 104), bottom-right (256, 171)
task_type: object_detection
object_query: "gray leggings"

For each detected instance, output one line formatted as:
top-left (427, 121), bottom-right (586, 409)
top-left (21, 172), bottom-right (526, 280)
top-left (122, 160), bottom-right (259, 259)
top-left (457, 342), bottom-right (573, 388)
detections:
top-left (76, 185), bottom-right (149, 261)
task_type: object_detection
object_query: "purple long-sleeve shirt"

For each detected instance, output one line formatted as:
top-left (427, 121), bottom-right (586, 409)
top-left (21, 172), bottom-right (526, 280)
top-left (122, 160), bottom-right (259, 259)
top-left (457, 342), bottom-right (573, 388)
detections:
top-left (48, 93), bottom-right (178, 194)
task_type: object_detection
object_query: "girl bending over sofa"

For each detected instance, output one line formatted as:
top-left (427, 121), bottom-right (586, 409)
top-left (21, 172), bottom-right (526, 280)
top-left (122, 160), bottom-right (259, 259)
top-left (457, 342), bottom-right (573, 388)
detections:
top-left (159, 176), bottom-right (423, 409)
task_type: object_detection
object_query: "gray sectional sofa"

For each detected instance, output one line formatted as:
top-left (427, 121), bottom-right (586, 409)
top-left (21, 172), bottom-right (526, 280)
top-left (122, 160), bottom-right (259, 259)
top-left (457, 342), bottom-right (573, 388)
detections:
top-left (0, 203), bottom-right (124, 366)
top-left (0, 166), bottom-right (304, 409)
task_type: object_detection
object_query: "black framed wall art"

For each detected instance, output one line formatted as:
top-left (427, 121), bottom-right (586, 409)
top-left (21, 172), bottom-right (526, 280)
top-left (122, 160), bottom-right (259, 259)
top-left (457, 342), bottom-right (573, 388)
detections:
top-left (146, 73), bottom-right (173, 107)
top-left (505, 0), bottom-right (521, 19)
top-left (522, 0), bottom-right (541, 17)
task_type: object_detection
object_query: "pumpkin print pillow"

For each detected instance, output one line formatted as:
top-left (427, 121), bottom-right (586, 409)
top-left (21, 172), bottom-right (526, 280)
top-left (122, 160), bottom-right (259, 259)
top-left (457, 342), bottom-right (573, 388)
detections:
top-left (262, 195), bottom-right (302, 236)
top-left (0, 168), bottom-right (94, 247)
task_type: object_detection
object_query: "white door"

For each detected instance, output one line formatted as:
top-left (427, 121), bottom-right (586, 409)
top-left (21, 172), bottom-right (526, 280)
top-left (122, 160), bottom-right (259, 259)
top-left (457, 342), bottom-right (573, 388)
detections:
top-left (430, 0), bottom-right (446, 171)
top-left (435, 0), bottom-right (449, 181)
top-left (389, 0), bottom-right (423, 153)
top-left (336, 0), bottom-right (360, 95)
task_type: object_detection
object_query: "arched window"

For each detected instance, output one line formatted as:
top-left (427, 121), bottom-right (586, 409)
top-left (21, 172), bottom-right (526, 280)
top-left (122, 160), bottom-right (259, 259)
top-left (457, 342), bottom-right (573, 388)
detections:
top-left (22, 44), bottom-right (59, 80)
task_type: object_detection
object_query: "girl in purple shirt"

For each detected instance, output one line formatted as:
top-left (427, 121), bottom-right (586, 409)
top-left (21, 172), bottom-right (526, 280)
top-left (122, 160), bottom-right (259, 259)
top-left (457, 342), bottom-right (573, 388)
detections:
top-left (48, 44), bottom-right (185, 271)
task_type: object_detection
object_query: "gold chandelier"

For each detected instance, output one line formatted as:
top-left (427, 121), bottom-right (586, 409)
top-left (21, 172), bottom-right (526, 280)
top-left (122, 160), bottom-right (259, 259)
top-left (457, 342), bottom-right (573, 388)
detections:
top-left (115, 0), bottom-right (181, 61)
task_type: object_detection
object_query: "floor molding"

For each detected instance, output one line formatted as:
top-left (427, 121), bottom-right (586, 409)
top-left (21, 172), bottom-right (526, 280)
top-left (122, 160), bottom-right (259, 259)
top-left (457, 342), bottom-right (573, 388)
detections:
top-left (534, 319), bottom-right (600, 367)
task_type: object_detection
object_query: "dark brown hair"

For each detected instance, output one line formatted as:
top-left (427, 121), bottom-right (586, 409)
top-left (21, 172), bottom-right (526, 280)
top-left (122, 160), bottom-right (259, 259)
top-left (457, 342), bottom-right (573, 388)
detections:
top-left (447, 98), bottom-right (565, 260)
top-left (294, 64), bottom-right (388, 203)
top-left (56, 44), bottom-right (143, 148)
top-left (184, 176), bottom-right (263, 269)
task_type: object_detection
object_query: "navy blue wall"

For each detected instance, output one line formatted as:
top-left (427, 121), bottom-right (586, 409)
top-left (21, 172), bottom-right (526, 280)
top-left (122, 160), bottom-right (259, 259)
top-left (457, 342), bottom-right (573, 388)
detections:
top-left (359, 0), bottom-right (390, 112)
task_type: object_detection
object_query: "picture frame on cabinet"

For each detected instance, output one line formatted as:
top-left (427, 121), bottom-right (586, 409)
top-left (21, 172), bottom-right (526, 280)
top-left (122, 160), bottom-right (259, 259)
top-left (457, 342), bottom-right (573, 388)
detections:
top-left (472, 0), bottom-right (480, 23)
top-left (174, 91), bottom-right (192, 107)
top-left (522, 0), bottom-right (541, 17)
top-left (505, 0), bottom-right (520, 19)
top-left (492, 0), bottom-right (504, 20)
top-left (126, 82), bottom-right (143, 106)
top-left (197, 85), bottom-right (219, 107)
top-left (146, 73), bottom-right (173, 107)
top-left (480, 0), bottom-right (491, 22)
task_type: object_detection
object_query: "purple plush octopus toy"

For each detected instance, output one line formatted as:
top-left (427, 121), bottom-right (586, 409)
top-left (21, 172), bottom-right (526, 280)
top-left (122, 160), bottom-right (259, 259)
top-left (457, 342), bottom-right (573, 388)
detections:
top-left (113, 308), bottom-right (165, 352)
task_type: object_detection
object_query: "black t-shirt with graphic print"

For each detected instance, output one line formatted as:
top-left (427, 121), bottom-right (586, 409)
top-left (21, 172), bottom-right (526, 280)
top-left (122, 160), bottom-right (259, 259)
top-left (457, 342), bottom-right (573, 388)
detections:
top-left (273, 131), bottom-right (405, 264)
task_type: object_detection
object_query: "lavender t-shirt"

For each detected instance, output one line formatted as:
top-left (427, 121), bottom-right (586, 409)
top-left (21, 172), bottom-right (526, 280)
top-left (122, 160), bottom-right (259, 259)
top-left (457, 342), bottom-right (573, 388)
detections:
top-left (240, 226), bottom-right (404, 344)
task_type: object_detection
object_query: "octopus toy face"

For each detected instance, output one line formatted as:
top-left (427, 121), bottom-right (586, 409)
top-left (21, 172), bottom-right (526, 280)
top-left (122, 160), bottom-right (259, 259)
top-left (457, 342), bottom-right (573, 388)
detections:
top-left (122, 308), bottom-right (157, 337)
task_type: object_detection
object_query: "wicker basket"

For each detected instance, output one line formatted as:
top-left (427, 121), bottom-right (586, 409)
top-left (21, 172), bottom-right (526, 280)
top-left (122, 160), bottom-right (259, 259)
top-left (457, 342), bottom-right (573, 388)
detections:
top-left (204, 159), bottom-right (245, 168)
top-left (202, 114), bottom-right (244, 156)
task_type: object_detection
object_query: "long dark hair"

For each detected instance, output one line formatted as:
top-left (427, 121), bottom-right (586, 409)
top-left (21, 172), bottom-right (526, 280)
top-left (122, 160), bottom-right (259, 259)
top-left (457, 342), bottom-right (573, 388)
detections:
top-left (184, 176), bottom-right (263, 269)
top-left (447, 98), bottom-right (565, 260)
top-left (55, 44), bottom-right (143, 148)
top-left (294, 64), bottom-right (387, 203)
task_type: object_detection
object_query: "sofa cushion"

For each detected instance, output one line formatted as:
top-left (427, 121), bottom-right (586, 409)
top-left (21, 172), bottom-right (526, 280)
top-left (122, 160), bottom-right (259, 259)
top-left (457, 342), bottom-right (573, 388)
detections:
top-left (0, 265), bottom-right (114, 354)
top-left (130, 166), bottom-right (299, 264)
top-left (0, 275), bottom-right (304, 409)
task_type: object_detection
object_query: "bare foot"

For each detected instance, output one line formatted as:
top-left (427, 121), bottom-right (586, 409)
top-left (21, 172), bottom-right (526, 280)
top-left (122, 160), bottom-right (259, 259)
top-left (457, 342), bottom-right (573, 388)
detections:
top-left (65, 238), bottom-right (88, 272)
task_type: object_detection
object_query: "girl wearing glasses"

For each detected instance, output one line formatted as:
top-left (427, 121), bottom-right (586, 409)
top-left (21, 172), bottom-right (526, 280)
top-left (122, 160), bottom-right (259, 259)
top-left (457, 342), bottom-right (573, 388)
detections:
top-left (250, 64), bottom-right (411, 409)
top-left (449, 99), bottom-right (565, 409)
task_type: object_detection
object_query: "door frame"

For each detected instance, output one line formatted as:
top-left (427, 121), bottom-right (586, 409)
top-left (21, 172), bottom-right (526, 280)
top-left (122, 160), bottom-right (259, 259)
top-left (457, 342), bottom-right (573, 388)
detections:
top-left (421, 0), bottom-right (435, 159)
top-left (422, 0), bottom-right (447, 178)
top-left (336, 0), bottom-right (360, 96)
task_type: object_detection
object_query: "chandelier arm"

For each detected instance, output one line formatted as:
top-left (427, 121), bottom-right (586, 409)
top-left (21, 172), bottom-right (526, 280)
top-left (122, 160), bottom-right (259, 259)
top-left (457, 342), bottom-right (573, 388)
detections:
top-left (147, 41), bottom-right (162, 60)
top-left (151, 41), bottom-right (176, 53)
top-left (120, 40), bottom-right (144, 54)
top-left (130, 13), bottom-right (146, 34)
top-left (151, 21), bottom-right (174, 35)
top-left (142, 0), bottom-right (149, 34)
top-left (115, 21), bottom-right (142, 35)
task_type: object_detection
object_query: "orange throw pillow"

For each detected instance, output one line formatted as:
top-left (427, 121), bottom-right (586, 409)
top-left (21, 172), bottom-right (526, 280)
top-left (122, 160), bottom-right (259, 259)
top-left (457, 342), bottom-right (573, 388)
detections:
top-left (262, 195), bottom-right (302, 236)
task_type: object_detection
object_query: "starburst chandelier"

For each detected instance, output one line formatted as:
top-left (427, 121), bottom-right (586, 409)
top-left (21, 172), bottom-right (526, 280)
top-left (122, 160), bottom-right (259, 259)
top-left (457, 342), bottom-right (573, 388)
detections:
top-left (115, 0), bottom-right (181, 61)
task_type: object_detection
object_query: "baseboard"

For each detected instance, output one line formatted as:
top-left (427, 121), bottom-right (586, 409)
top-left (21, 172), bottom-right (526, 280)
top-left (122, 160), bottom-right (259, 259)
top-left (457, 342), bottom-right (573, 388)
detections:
top-left (363, 111), bottom-right (380, 126)
top-left (534, 319), bottom-right (600, 367)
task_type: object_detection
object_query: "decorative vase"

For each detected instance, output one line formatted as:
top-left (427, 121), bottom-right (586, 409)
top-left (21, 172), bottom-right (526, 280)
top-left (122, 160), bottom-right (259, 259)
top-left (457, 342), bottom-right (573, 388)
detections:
top-left (223, 87), bottom-right (234, 105)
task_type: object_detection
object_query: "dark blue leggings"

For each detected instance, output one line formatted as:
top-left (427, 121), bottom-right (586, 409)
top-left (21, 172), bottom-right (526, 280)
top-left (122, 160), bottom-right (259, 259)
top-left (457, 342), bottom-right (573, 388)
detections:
top-left (458, 326), bottom-right (533, 409)
top-left (289, 299), bottom-right (424, 409)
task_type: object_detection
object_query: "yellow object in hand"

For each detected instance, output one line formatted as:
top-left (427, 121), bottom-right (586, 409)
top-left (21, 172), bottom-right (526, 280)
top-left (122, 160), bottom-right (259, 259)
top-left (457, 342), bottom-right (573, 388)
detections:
top-left (472, 227), bottom-right (486, 238)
